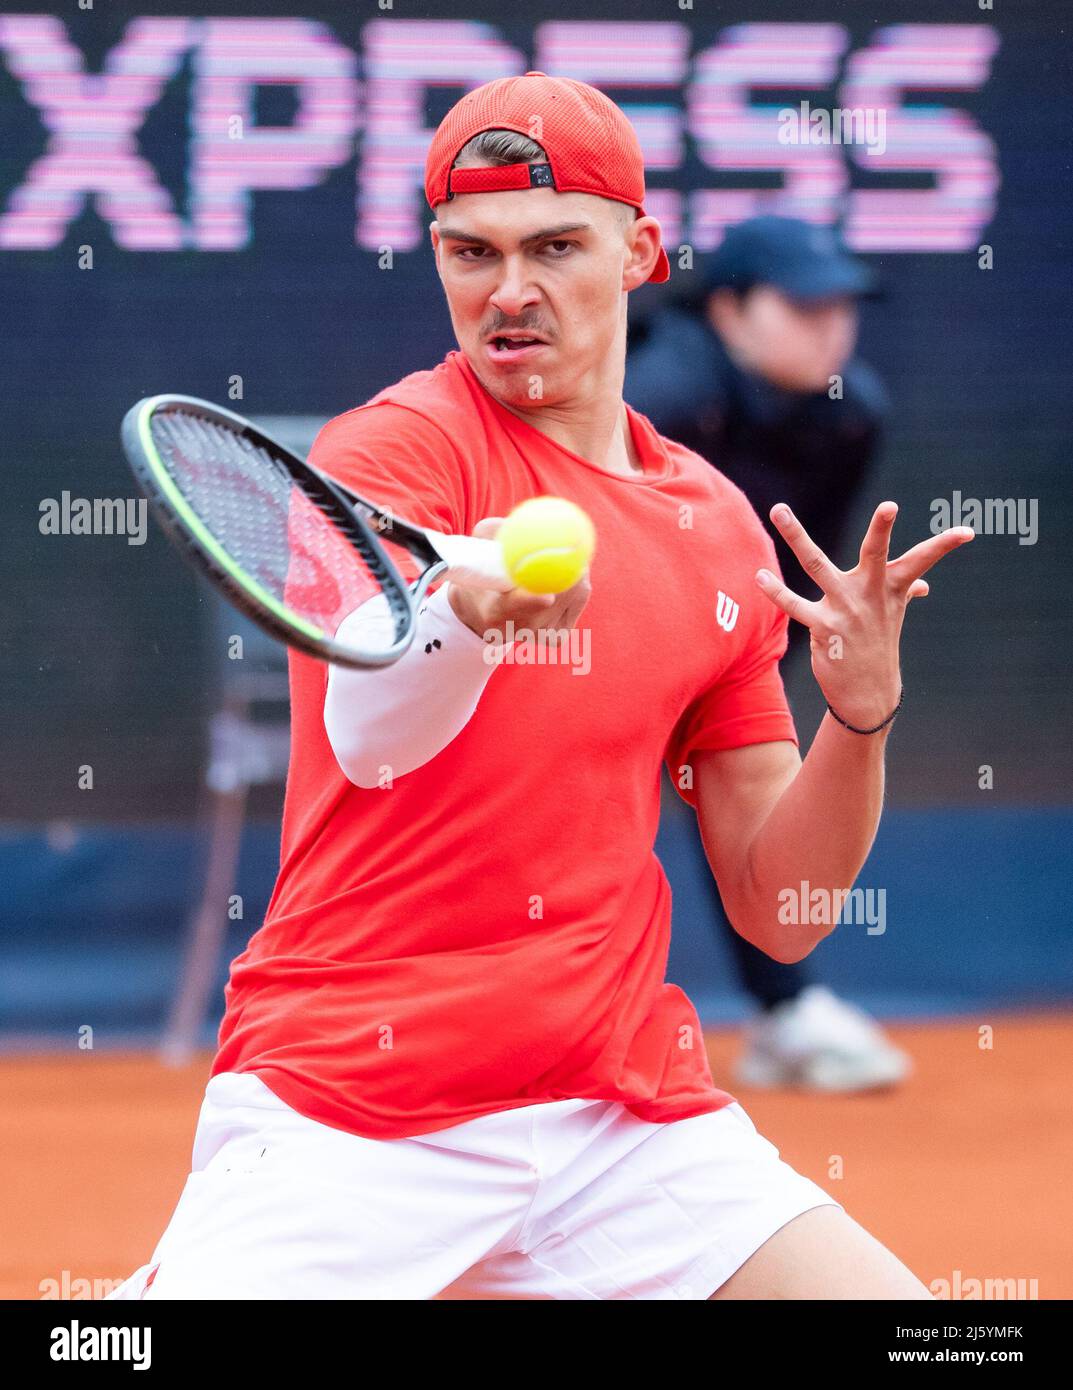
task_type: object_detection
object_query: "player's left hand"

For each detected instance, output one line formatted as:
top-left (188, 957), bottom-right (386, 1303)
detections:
top-left (755, 501), bottom-right (974, 730)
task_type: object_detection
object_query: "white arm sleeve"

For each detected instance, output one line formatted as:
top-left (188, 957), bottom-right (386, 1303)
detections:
top-left (324, 584), bottom-right (503, 788)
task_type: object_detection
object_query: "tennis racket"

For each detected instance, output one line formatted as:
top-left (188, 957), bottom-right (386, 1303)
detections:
top-left (120, 394), bottom-right (512, 668)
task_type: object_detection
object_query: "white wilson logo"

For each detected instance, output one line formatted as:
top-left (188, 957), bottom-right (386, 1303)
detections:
top-left (715, 591), bottom-right (740, 633)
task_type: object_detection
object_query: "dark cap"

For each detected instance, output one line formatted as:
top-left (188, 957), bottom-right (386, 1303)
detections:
top-left (704, 215), bottom-right (879, 301)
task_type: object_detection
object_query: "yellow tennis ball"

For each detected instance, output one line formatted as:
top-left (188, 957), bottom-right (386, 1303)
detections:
top-left (498, 496), bottom-right (596, 594)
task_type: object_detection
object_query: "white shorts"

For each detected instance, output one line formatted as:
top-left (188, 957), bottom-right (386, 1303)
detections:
top-left (109, 1071), bottom-right (840, 1301)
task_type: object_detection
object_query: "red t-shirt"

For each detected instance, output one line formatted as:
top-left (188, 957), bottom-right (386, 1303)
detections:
top-left (213, 350), bottom-right (798, 1140)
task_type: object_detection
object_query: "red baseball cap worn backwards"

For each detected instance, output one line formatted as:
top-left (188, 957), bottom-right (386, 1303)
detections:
top-left (424, 71), bottom-right (671, 284)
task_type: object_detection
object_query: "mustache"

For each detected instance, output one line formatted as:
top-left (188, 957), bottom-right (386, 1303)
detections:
top-left (482, 316), bottom-right (554, 340)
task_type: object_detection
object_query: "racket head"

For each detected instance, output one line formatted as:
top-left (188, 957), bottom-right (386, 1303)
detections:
top-left (121, 394), bottom-right (427, 667)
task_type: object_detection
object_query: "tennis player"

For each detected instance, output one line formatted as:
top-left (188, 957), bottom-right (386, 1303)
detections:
top-left (112, 73), bottom-right (971, 1300)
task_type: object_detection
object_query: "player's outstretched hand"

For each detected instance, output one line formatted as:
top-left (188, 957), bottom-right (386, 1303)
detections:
top-left (756, 502), bottom-right (974, 730)
top-left (447, 516), bottom-right (592, 645)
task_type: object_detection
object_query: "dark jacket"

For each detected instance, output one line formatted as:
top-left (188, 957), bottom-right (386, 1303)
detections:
top-left (625, 306), bottom-right (890, 634)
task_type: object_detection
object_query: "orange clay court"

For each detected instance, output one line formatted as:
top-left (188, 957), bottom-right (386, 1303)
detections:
top-left (3, 1011), bottom-right (1069, 1301)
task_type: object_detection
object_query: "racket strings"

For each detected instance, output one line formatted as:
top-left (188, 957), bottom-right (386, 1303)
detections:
top-left (149, 409), bottom-right (401, 649)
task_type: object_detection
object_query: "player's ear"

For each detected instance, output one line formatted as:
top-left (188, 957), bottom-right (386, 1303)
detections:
top-left (429, 221), bottom-right (443, 275)
top-left (622, 214), bottom-right (662, 292)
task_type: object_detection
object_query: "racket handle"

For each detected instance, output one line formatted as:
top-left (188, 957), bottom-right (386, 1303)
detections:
top-left (427, 531), bottom-right (514, 592)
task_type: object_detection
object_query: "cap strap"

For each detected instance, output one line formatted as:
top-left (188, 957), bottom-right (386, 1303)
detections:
top-left (447, 162), bottom-right (556, 199)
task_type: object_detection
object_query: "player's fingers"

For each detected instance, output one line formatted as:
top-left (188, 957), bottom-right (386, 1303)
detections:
top-left (550, 573), bottom-right (592, 629)
top-left (906, 578), bottom-right (930, 603)
top-left (509, 563), bottom-right (591, 619)
top-left (472, 516), bottom-right (506, 539)
top-left (496, 588), bottom-right (557, 617)
top-left (769, 504), bottom-right (841, 593)
top-left (755, 567), bottom-right (818, 627)
top-left (889, 527), bottom-right (974, 588)
top-left (858, 501), bottom-right (899, 572)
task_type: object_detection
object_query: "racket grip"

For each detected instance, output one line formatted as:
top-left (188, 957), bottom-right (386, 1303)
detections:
top-left (428, 531), bottom-right (514, 592)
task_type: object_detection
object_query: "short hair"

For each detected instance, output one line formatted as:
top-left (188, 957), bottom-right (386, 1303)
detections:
top-left (453, 128), bottom-right (546, 168)
top-left (452, 128), bottom-right (634, 228)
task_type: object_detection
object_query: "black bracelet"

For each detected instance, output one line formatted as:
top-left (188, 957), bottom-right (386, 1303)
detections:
top-left (826, 688), bottom-right (903, 735)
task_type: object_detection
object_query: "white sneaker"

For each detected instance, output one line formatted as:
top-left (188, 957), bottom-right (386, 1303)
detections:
top-left (733, 985), bottom-right (912, 1092)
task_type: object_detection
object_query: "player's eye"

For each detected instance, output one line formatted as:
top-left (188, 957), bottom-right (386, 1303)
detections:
top-left (543, 240), bottom-right (576, 258)
top-left (454, 245), bottom-right (490, 260)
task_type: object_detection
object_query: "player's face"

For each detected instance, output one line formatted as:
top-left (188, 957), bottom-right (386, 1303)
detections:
top-left (430, 187), bottom-right (652, 410)
top-left (709, 286), bottom-right (859, 393)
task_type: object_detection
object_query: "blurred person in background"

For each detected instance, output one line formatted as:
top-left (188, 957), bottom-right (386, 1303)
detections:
top-left (626, 215), bottom-right (908, 1092)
